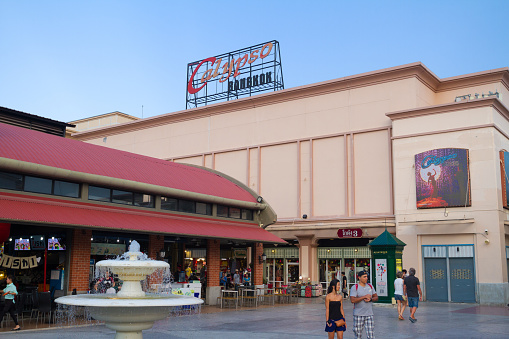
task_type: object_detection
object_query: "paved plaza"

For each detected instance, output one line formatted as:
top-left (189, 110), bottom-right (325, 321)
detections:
top-left (1, 297), bottom-right (508, 338)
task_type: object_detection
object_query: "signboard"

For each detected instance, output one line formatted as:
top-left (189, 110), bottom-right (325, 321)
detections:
top-left (48, 238), bottom-right (66, 250)
top-left (337, 228), bottom-right (363, 238)
top-left (91, 243), bottom-right (126, 256)
top-left (233, 248), bottom-right (247, 258)
top-left (186, 41), bottom-right (284, 109)
top-left (415, 148), bottom-right (471, 209)
top-left (31, 236), bottom-right (46, 250)
top-left (375, 259), bottom-right (388, 297)
top-left (500, 151), bottom-right (509, 208)
top-left (15, 239), bottom-right (30, 250)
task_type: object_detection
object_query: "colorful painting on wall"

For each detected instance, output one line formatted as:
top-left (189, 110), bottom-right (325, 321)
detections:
top-left (415, 148), bottom-right (471, 209)
top-left (500, 151), bottom-right (509, 208)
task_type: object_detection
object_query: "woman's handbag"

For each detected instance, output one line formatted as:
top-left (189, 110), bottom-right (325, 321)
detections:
top-left (334, 319), bottom-right (346, 328)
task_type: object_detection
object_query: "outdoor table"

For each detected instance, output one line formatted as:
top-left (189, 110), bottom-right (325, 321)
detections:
top-left (257, 288), bottom-right (275, 305)
top-left (220, 290), bottom-right (238, 309)
top-left (240, 289), bottom-right (257, 307)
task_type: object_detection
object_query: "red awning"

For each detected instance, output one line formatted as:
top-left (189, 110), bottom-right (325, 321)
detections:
top-left (0, 192), bottom-right (285, 244)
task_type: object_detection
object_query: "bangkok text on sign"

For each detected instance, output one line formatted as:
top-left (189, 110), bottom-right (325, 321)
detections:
top-left (186, 41), bottom-right (284, 109)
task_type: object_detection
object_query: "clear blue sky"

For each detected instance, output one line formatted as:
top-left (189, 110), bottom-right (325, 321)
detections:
top-left (1, 0), bottom-right (508, 123)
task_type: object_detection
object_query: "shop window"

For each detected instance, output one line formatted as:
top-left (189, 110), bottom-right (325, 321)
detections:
top-left (241, 209), bottom-right (253, 220)
top-left (0, 172), bottom-right (23, 191)
top-left (229, 207), bottom-right (241, 219)
top-left (161, 197), bottom-right (178, 211)
top-left (134, 193), bottom-right (154, 208)
top-left (24, 176), bottom-right (52, 194)
top-left (88, 186), bottom-right (111, 202)
top-left (53, 180), bottom-right (80, 198)
top-left (178, 199), bottom-right (195, 213)
top-left (217, 205), bottom-right (229, 218)
top-left (112, 190), bottom-right (133, 205)
top-left (196, 202), bottom-right (212, 215)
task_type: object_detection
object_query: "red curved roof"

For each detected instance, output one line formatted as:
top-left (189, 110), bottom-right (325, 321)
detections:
top-left (0, 123), bottom-right (256, 202)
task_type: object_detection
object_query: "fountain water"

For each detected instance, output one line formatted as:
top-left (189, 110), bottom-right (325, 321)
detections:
top-left (55, 241), bottom-right (203, 339)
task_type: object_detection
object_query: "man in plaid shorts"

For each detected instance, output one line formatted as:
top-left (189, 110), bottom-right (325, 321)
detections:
top-left (350, 271), bottom-right (378, 338)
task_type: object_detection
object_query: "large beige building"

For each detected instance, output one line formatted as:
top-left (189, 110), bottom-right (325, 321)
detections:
top-left (71, 62), bottom-right (509, 305)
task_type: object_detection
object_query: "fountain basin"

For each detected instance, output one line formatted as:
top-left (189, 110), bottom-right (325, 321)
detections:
top-left (55, 294), bottom-right (203, 339)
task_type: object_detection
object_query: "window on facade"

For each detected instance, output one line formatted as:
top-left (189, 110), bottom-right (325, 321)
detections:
top-left (134, 193), bottom-right (154, 208)
top-left (161, 197), bottom-right (178, 211)
top-left (88, 186), bottom-right (110, 202)
top-left (112, 189), bottom-right (133, 205)
top-left (53, 180), bottom-right (80, 198)
top-left (217, 205), bottom-right (229, 218)
top-left (196, 202), bottom-right (212, 215)
top-left (229, 207), bottom-right (241, 219)
top-left (24, 176), bottom-right (52, 194)
top-left (0, 172), bottom-right (23, 191)
top-left (178, 199), bottom-right (195, 213)
top-left (241, 209), bottom-right (253, 220)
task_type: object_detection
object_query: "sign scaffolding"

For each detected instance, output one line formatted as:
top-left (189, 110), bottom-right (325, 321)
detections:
top-left (186, 40), bottom-right (284, 109)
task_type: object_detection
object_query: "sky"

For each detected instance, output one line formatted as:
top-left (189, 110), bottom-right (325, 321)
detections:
top-left (1, 0), bottom-right (508, 123)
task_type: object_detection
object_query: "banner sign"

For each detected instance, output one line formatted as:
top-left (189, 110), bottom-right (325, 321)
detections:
top-left (415, 148), bottom-right (471, 209)
top-left (186, 40), bottom-right (284, 109)
top-left (375, 259), bottom-right (388, 297)
top-left (500, 151), bottom-right (509, 208)
top-left (0, 255), bottom-right (38, 269)
top-left (337, 228), bottom-right (363, 238)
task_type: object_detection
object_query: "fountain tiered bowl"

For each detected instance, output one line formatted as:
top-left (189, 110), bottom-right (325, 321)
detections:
top-left (55, 241), bottom-right (203, 339)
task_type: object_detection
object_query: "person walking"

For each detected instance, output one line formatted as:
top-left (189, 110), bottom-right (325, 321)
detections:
top-left (0, 275), bottom-right (21, 331)
top-left (404, 267), bottom-right (422, 323)
top-left (350, 271), bottom-right (378, 339)
top-left (341, 272), bottom-right (348, 298)
top-left (325, 278), bottom-right (346, 339)
top-left (394, 271), bottom-right (406, 320)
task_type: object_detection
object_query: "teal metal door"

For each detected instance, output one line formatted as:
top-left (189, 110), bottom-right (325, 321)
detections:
top-left (450, 258), bottom-right (475, 303)
top-left (424, 258), bottom-right (448, 302)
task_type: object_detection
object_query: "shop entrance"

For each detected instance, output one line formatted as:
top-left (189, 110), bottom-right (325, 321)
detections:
top-left (423, 245), bottom-right (475, 303)
top-left (424, 258), bottom-right (448, 302)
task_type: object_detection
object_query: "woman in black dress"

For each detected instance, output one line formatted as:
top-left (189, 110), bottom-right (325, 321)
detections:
top-left (325, 278), bottom-right (346, 338)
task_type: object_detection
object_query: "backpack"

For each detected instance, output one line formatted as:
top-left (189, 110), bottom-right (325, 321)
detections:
top-left (352, 283), bottom-right (374, 309)
top-left (354, 283), bottom-right (373, 291)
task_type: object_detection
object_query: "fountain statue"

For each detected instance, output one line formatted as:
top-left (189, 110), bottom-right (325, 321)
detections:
top-left (55, 241), bottom-right (203, 339)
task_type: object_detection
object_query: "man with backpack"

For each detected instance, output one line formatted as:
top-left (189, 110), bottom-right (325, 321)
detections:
top-left (350, 270), bottom-right (378, 339)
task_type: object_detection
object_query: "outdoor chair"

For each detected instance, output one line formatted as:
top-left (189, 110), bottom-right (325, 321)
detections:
top-left (35, 292), bottom-right (53, 327)
top-left (29, 289), bottom-right (39, 321)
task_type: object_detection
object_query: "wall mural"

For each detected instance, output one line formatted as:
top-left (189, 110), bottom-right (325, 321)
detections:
top-left (415, 148), bottom-right (471, 209)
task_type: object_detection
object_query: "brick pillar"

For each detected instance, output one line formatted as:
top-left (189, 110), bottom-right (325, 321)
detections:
top-left (148, 234), bottom-right (164, 259)
top-left (69, 229), bottom-right (92, 293)
top-left (207, 239), bottom-right (220, 286)
top-left (206, 239), bottom-right (221, 305)
top-left (148, 234), bottom-right (164, 285)
top-left (253, 242), bottom-right (264, 286)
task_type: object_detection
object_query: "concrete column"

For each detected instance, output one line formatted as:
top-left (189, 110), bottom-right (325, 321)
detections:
top-left (296, 235), bottom-right (318, 283)
top-left (206, 239), bottom-right (221, 305)
top-left (68, 229), bottom-right (92, 294)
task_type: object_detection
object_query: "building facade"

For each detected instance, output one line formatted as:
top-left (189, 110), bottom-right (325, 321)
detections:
top-left (71, 63), bottom-right (509, 304)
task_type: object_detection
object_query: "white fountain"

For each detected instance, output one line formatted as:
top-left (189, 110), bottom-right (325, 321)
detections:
top-left (55, 241), bottom-right (203, 339)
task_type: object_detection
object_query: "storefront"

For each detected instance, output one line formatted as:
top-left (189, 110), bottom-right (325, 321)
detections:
top-left (263, 247), bottom-right (299, 286)
top-left (318, 247), bottom-right (371, 290)
top-left (0, 122), bottom-right (285, 306)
